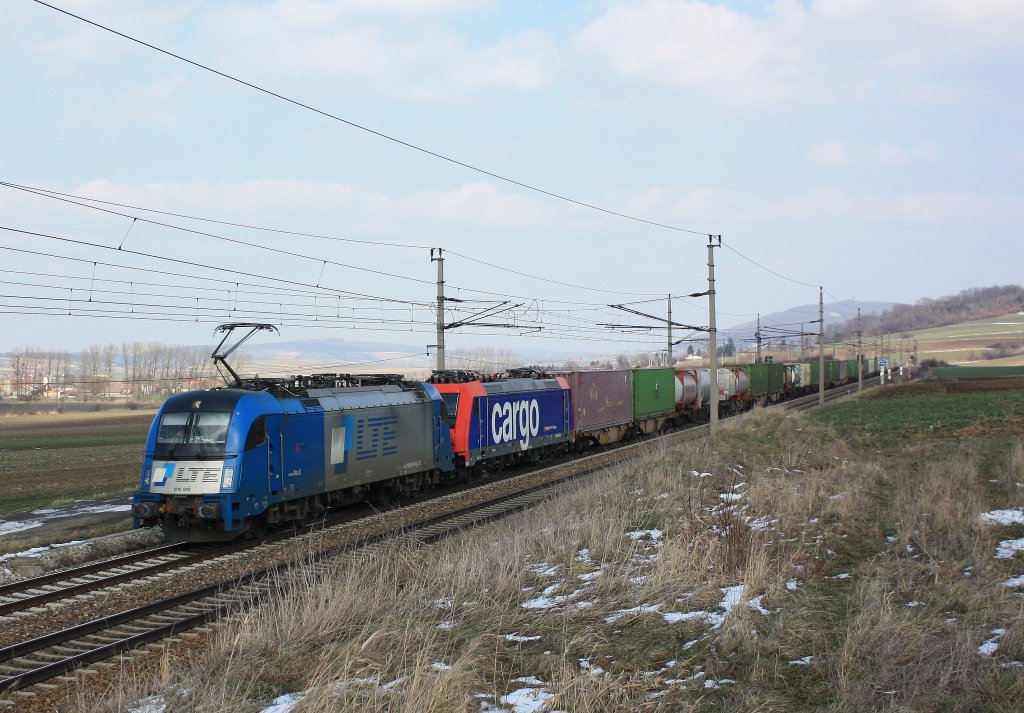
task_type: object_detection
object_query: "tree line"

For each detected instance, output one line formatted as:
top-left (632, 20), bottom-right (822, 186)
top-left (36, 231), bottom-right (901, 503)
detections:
top-left (830, 285), bottom-right (1024, 342)
top-left (5, 342), bottom-right (217, 399)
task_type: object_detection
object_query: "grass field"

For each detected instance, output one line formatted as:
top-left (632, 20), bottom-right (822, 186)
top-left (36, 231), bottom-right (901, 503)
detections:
top-left (903, 312), bottom-right (1024, 364)
top-left (76, 380), bottom-right (1024, 712)
top-left (0, 409), bottom-right (155, 515)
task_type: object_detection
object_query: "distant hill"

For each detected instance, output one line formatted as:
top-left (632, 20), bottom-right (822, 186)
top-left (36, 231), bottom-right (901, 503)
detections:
top-left (725, 300), bottom-right (893, 337)
top-left (830, 285), bottom-right (1024, 340)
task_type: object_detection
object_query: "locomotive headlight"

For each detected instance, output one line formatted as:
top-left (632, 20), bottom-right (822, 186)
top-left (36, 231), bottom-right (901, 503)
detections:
top-left (221, 465), bottom-right (236, 491)
top-left (141, 466), bottom-right (152, 488)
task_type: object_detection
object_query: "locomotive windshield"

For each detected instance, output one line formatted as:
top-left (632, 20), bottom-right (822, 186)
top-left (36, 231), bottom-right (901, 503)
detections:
top-left (155, 411), bottom-right (232, 458)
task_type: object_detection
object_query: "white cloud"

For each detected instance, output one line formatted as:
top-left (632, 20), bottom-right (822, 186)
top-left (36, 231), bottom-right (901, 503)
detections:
top-left (199, 1), bottom-right (557, 101)
top-left (808, 142), bottom-right (939, 167)
top-left (574, 0), bottom-right (1024, 109)
top-left (808, 143), bottom-right (858, 168)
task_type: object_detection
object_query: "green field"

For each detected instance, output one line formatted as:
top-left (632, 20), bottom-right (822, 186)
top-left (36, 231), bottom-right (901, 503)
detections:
top-left (0, 410), bottom-right (155, 515)
top-left (902, 312), bottom-right (1024, 365)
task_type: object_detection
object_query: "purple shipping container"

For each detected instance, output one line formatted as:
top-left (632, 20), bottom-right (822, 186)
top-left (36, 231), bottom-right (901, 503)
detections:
top-left (564, 369), bottom-right (634, 432)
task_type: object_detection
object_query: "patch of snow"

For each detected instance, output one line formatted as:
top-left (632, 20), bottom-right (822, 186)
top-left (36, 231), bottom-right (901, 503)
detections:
top-left (432, 662), bottom-right (450, 671)
top-left (129, 696), bottom-right (167, 713)
top-left (0, 539), bottom-right (89, 563)
top-left (259, 692), bottom-right (304, 713)
top-left (606, 603), bottom-right (662, 623)
top-left (981, 509), bottom-right (1024, 526)
top-left (527, 563), bottom-right (560, 577)
top-left (663, 610), bottom-right (709, 624)
top-left (503, 633), bottom-right (541, 642)
top-left (786, 579), bottom-right (799, 591)
top-left (827, 572), bottom-right (852, 580)
top-left (748, 595), bottom-right (771, 615)
top-left (995, 538), bottom-right (1024, 559)
top-left (579, 658), bottom-right (605, 675)
top-left (719, 493), bottom-right (742, 502)
top-left (906, 601), bottom-right (925, 607)
top-left (627, 529), bottom-right (663, 541)
top-left (979, 629), bottom-right (1006, 656)
top-left (512, 675), bottom-right (546, 686)
top-left (436, 620), bottom-right (454, 630)
top-left (379, 675), bottom-right (408, 691)
top-left (689, 470), bottom-right (712, 478)
top-left (0, 519), bottom-right (45, 537)
top-left (522, 583), bottom-right (585, 610)
top-left (1004, 575), bottom-right (1024, 588)
top-left (704, 678), bottom-right (735, 689)
top-left (746, 516), bottom-right (777, 531)
top-left (500, 686), bottom-right (558, 713)
top-left (789, 656), bottom-right (813, 665)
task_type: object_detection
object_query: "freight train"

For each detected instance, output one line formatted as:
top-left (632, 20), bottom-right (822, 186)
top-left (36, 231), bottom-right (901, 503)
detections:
top-left (132, 354), bottom-right (879, 541)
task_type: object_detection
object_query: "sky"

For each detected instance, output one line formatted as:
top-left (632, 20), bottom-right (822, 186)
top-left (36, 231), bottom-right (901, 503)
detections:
top-left (2, 0), bottom-right (1022, 363)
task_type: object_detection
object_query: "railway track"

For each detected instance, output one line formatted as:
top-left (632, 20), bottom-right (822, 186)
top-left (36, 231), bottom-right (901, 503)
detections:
top-left (0, 377), bottom-right (881, 707)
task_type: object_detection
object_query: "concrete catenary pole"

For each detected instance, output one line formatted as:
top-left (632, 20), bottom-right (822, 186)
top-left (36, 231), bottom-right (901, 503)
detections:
top-left (818, 286), bottom-right (825, 406)
top-left (708, 236), bottom-right (721, 435)
top-left (857, 307), bottom-right (863, 392)
top-left (667, 294), bottom-right (673, 367)
top-left (756, 314), bottom-right (762, 364)
top-left (431, 248), bottom-right (445, 371)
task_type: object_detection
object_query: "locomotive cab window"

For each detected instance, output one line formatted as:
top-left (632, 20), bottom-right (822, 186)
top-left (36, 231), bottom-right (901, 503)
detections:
top-left (440, 393), bottom-right (459, 428)
top-left (154, 411), bottom-right (232, 458)
top-left (244, 416), bottom-right (267, 451)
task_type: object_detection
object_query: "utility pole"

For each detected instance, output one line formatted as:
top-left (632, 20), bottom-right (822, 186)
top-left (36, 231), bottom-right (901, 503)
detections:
top-left (708, 236), bottom-right (721, 435)
top-left (857, 308), bottom-right (863, 392)
top-left (430, 248), bottom-right (445, 371)
top-left (667, 294), bottom-right (673, 367)
top-left (818, 286), bottom-right (825, 406)
top-left (755, 314), bottom-right (762, 364)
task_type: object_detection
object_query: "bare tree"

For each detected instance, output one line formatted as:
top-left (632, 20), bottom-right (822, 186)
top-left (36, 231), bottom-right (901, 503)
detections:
top-left (447, 347), bottom-right (523, 373)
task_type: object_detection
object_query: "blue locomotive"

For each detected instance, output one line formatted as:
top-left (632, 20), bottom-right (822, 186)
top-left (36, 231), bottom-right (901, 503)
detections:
top-left (131, 372), bottom-right (453, 541)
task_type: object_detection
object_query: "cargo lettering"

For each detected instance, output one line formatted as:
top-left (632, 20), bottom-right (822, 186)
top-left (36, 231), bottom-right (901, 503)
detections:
top-left (491, 399), bottom-right (541, 450)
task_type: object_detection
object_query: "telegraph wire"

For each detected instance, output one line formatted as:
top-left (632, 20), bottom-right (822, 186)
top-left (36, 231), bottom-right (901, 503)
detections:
top-left (30, 1), bottom-right (713, 238)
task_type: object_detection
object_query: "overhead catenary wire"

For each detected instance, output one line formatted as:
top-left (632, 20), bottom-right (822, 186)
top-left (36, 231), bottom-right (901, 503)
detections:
top-left (4, 181), bottom-right (705, 307)
top-left (30, 1), bottom-right (714, 238)
top-left (0, 182), bottom-right (436, 287)
top-left (0, 181), bottom-right (431, 251)
top-left (0, 225), bottom-right (424, 306)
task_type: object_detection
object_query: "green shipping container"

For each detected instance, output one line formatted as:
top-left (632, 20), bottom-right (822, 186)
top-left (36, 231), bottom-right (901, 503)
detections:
top-left (632, 368), bottom-right (677, 420)
top-left (826, 360), bottom-right (841, 384)
top-left (749, 362), bottom-right (785, 398)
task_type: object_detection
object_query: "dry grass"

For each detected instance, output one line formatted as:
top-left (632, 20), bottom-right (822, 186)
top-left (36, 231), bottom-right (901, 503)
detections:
top-left (67, 396), bottom-right (1024, 712)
